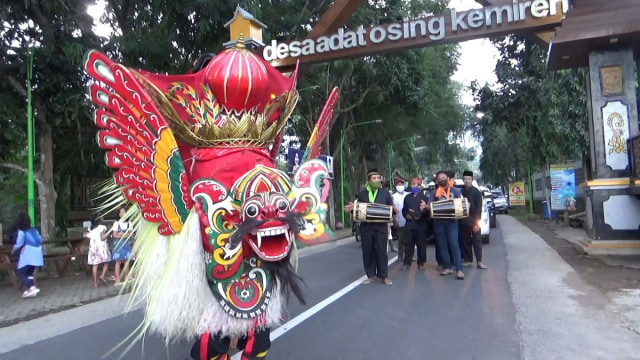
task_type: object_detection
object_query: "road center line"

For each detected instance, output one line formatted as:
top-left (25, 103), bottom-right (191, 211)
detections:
top-left (231, 255), bottom-right (398, 360)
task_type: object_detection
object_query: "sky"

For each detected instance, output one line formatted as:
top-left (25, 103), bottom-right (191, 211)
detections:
top-left (449, 0), bottom-right (499, 105)
top-left (447, 0), bottom-right (500, 155)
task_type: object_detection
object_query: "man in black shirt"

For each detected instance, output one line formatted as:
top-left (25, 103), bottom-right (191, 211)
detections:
top-left (401, 178), bottom-right (430, 270)
top-left (459, 170), bottom-right (488, 269)
top-left (345, 169), bottom-right (395, 285)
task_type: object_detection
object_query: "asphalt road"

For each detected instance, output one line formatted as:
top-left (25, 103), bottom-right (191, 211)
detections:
top-left (3, 226), bottom-right (520, 360)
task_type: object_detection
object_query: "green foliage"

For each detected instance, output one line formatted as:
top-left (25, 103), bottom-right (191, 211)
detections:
top-left (284, 1), bottom-right (466, 194)
top-left (101, 0), bottom-right (246, 72)
top-left (2, 0), bottom-right (110, 233)
top-left (471, 36), bottom-right (589, 186)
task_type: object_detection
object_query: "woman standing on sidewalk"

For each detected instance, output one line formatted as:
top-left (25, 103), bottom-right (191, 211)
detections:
top-left (11, 213), bottom-right (44, 298)
top-left (110, 207), bottom-right (132, 285)
top-left (85, 217), bottom-right (111, 287)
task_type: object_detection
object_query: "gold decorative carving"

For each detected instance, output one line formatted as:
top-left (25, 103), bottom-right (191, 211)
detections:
top-left (606, 112), bottom-right (627, 155)
top-left (600, 66), bottom-right (623, 96)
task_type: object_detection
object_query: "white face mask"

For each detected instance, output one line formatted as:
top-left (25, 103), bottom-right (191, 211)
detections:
top-left (395, 185), bottom-right (405, 193)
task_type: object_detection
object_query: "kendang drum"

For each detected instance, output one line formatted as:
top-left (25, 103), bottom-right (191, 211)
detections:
top-left (353, 200), bottom-right (393, 223)
top-left (430, 198), bottom-right (469, 219)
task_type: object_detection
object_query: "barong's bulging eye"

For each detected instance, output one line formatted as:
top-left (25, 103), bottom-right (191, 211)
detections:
top-left (276, 199), bottom-right (289, 211)
top-left (245, 204), bottom-right (259, 218)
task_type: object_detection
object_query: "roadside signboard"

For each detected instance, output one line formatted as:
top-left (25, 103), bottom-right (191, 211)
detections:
top-left (550, 164), bottom-right (576, 211)
top-left (508, 181), bottom-right (526, 206)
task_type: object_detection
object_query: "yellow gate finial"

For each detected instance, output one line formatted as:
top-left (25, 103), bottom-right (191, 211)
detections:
top-left (224, 6), bottom-right (267, 49)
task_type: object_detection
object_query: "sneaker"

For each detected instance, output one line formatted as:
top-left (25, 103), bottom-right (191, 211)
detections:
top-left (477, 262), bottom-right (488, 269)
top-left (22, 287), bottom-right (40, 298)
top-left (462, 262), bottom-right (473, 267)
top-left (383, 278), bottom-right (393, 285)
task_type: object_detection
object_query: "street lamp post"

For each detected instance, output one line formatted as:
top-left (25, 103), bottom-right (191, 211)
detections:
top-left (340, 119), bottom-right (382, 226)
top-left (388, 136), bottom-right (422, 184)
top-left (26, 52), bottom-right (35, 226)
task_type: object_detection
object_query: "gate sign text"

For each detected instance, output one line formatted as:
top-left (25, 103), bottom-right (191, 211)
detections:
top-left (264, 0), bottom-right (569, 62)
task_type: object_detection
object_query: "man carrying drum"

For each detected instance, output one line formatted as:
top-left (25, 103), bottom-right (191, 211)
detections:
top-left (345, 169), bottom-right (396, 285)
top-left (401, 178), bottom-right (430, 270)
top-left (460, 170), bottom-right (488, 270)
top-left (421, 170), bottom-right (465, 280)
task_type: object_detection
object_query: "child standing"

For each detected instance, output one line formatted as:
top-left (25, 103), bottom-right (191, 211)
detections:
top-left (85, 217), bottom-right (111, 287)
top-left (110, 207), bottom-right (132, 285)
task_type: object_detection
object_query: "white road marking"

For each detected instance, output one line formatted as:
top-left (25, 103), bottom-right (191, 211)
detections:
top-left (231, 255), bottom-right (398, 359)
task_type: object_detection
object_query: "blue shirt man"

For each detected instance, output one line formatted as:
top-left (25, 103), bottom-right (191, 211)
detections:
top-left (423, 170), bottom-right (465, 279)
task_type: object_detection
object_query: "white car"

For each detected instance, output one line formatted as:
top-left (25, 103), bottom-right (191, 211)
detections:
top-left (479, 196), bottom-right (490, 244)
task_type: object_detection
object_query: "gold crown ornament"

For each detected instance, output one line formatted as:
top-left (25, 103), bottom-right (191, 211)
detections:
top-left (137, 37), bottom-right (299, 149)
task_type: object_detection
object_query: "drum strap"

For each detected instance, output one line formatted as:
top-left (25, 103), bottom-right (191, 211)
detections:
top-left (366, 184), bottom-right (379, 202)
top-left (435, 186), bottom-right (451, 200)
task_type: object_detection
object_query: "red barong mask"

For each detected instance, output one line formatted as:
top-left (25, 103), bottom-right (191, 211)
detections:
top-left (85, 40), bottom-right (338, 340)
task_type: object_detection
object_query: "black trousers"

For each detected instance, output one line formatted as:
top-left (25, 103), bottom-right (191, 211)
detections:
top-left (16, 265), bottom-right (36, 288)
top-left (360, 227), bottom-right (388, 279)
top-left (191, 327), bottom-right (271, 360)
top-left (459, 223), bottom-right (482, 263)
top-left (403, 228), bottom-right (427, 266)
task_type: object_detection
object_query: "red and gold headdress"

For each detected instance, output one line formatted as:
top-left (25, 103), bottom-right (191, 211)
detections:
top-left (84, 31), bottom-right (339, 348)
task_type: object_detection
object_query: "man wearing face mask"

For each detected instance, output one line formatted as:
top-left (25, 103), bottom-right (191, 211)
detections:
top-left (345, 169), bottom-right (395, 285)
top-left (401, 178), bottom-right (430, 270)
top-left (421, 170), bottom-right (464, 279)
top-left (392, 178), bottom-right (409, 262)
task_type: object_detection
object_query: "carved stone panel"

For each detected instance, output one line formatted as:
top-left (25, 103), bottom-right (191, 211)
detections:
top-left (600, 65), bottom-right (623, 96)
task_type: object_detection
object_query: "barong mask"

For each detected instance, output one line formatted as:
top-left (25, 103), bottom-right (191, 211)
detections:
top-left (84, 39), bottom-right (339, 339)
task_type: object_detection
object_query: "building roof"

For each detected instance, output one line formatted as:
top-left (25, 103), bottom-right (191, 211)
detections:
top-left (546, 0), bottom-right (640, 70)
top-left (224, 5), bottom-right (268, 29)
top-left (477, 0), bottom-right (640, 71)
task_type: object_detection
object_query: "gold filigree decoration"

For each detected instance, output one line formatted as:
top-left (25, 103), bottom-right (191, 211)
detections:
top-left (607, 112), bottom-right (627, 154)
top-left (133, 72), bottom-right (298, 149)
top-left (165, 89), bottom-right (298, 148)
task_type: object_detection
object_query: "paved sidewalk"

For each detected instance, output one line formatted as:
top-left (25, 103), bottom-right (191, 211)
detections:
top-left (501, 216), bottom-right (640, 360)
top-left (0, 272), bottom-right (122, 327)
top-left (0, 229), bottom-right (353, 327)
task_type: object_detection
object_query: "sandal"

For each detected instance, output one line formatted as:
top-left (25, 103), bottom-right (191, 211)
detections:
top-left (99, 276), bottom-right (108, 284)
top-left (456, 271), bottom-right (465, 280)
top-left (440, 269), bottom-right (453, 276)
top-left (362, 277), bottom-right (375, 284)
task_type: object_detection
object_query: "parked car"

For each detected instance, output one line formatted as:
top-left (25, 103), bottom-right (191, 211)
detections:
top-left (479, 187), bottom-right (497, 228)
top-left (491, 190), bottom-right (509, 214)
top-left (479, 196), bottom-right (490, 244)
